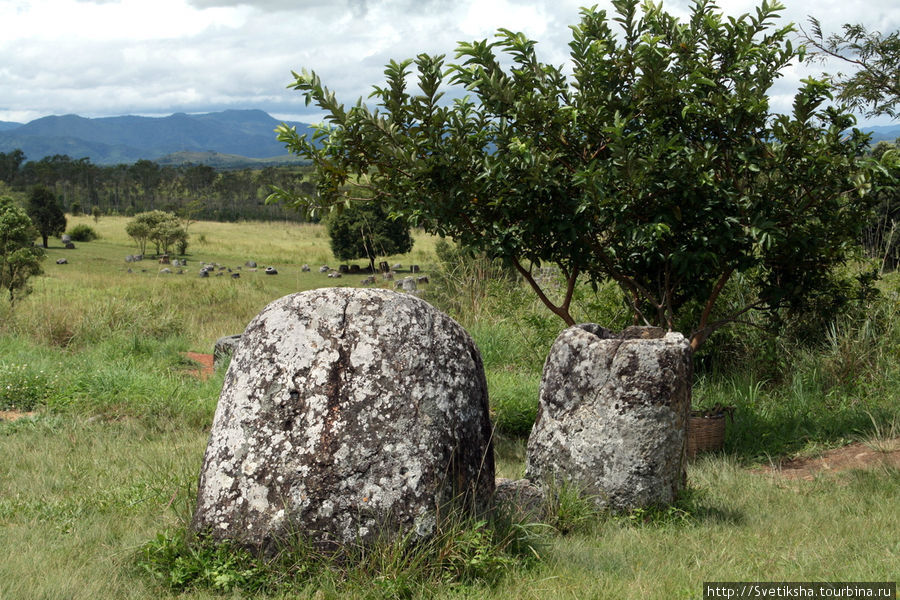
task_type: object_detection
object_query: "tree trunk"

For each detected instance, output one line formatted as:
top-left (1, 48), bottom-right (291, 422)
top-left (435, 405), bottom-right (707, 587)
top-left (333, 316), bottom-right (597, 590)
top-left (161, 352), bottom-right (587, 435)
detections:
top-left (42, 234), bottom-right (48, 248)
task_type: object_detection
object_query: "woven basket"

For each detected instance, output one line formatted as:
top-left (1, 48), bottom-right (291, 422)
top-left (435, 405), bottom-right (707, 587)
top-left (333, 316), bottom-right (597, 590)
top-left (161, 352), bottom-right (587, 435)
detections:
top-left (686, 413), bottom-right (726, 458)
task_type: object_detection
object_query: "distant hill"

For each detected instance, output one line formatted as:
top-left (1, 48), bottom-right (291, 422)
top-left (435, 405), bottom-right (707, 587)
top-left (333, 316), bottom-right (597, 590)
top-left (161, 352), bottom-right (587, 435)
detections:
top-left (866, 124), bottom-right (900, 144)
top-left (0, 109), bottom-right (315, 165)
top-left (0, 121), bottom-right (22, 132)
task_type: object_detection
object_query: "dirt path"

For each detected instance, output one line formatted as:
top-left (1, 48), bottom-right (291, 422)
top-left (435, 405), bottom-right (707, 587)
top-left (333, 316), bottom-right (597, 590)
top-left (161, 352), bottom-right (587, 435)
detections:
top-left (184, 352), bottom-right (215, 380)
top-left (756, 439), bottom-right (900, 480)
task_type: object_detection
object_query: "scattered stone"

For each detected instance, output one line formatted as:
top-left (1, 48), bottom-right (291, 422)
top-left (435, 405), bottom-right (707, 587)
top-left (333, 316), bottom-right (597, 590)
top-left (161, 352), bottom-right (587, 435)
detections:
top-left (125, 255), bottom-right (134, 263)
top-left (231, 272), bottom-right (240, 279)
top-left (191, 288), bottom-right (494, 553)
top-left (319, 265), bottom-right (330, 273)
top-left (177, 269), bottom-right (184, 275)
top-left (265, 267), bottom-right (278, 275)
top-left (494, 478), bottom-right (544, 520)
top-left (246, 261), bottom-right (258, 268)
top-left (395, 277), bottom-right (417, 293)
top-left (328, 272), bottom-right (342, 278)
top-left (213, 334), bottom-right (242, 370)
top-left (360, 276), bottom-right (376, 286)
top-left (160, 268), bottom-right (173, 274)
top-left (392, 263), bottom-right (403, 271)
top-left (64, 242), bottom-right (76, 250)
top-left (199, 270), bottom-right (210, 278)
top-left (301, 264), bottom-right (311, 272)
top-left (525, 325), bottom-right (692, 511)
top-left (416, 276), bottom-right (429, 285)
top-left (159, 254), bottom-right (170, 264)
top-left (56, 258), bottom-right (68, 265)
top-left (382, 272), bottom-right (393, 281)
top-left (127, 268), bottom-right (133, 273)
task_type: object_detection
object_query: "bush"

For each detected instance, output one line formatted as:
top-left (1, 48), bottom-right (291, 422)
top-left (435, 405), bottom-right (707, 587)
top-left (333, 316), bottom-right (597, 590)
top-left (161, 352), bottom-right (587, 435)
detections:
top-left (67, 224), bottom-right (99, 242)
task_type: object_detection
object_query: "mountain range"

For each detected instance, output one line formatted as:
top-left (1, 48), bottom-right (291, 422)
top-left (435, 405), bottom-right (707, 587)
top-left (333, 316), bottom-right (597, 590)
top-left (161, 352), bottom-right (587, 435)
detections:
top-left (0, 109), bottom-right (316, 165)
top-left (0, 109), bottom-right (898, 166)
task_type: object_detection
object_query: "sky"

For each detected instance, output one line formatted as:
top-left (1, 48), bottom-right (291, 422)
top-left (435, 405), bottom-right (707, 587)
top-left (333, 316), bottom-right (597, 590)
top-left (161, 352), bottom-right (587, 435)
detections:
top-left (1, 0), bottom-right (898, 127)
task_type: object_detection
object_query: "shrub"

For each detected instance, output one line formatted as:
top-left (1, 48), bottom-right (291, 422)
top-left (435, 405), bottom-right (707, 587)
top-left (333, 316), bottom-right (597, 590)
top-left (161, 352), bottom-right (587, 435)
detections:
top-left (67, 224), bottom-right (99, 242)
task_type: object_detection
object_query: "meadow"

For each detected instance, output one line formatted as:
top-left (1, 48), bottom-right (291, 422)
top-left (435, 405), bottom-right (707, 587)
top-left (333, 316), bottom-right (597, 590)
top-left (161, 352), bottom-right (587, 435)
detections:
top-left (0, 216), bottom-right (897, 599)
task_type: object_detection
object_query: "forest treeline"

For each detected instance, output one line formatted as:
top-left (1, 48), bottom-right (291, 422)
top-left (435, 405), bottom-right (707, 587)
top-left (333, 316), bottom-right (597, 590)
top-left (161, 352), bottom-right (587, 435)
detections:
top-left (0, 150), bottom-right (315, 222)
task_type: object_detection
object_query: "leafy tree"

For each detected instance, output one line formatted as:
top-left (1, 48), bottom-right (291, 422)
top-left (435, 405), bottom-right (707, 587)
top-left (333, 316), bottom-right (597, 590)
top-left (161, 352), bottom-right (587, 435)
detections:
top-left (126, 210), bottom-right (188, 256)
top-left (26, 185), bottom-right (66, 249)
top-left (0, 196), bottom-right (44, 303)
top-left (125, 219), bottom-right (151, 256)
top-left (327, 201), bottom-right (413, 272)
top-left (802, 19), bottom-right (900, 119)
top-left (271, 0), bottom-right (878, 350)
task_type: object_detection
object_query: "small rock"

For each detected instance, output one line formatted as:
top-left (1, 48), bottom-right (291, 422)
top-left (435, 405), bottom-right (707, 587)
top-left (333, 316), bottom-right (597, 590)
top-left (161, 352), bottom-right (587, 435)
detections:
top-left (319, 265), bottom-right (330, 273)
top-left (246, 261), bottom-right (257, 268)
top-left (264, 267), bottom-right (278, 275)
top-left (301, 264), bottom-right (311, 272)
top-left (56, 258), bottom-right (68, 264)
top-left (231, 272), bottom-right (240, 279)
top-left (64, 242), bottom-right (76, 250)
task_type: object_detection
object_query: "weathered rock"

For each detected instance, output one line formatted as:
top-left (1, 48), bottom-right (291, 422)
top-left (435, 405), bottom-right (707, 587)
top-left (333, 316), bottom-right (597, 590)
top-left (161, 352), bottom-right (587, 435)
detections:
top-left (265, 267), bottom-right (278, 275)
top-left (64, 242), bottom-right (76, 250)
top-left (525, 324), bottom-right (691, 511)
top-left (231, 272), bottom-right (240, 279)
top-left (395, 277), bottom-right (417, 293)
top-left (319, 265), bottom-right (330, 273)
top-left (199, 269), bottom-right (210, 278)
top-left (494, 478), bottom-right (544, 520)
top-left (160, 267), bottom-right (172, 274)
top-left (192, 288), bottom-right (495, 553)
top-left (56, 258), bottom-right (68, 264)
top-left (416, 276), bottom-right (429, 285)
top-left (392, 263), bottom-right (402, 271)
top-left (246, 261), bottom-right (258, 268)
top-left (360, 276), bottom-right (376, 286)
top-left (214, 334), bottom-right (243, 369)
top-left (301, 264), bottom-right (311, 272)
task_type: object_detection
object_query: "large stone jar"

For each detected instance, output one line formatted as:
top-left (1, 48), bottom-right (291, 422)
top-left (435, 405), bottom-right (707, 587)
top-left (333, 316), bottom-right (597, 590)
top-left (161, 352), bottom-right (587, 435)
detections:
top-left (192, 288), bottom-right (495, 553)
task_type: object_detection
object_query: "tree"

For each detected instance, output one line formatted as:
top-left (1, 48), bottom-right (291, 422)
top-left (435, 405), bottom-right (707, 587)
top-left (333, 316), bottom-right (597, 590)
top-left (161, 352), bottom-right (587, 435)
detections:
top-left (327, 201), bottom-right (413, 272)
top-left (126, 210), bottom-right (188, 256)
top-left (125, 219), bottom-right (151, 256)
top-left (801, 19), bottom-right (900, 119)
top-left (271, 0), bottom-right (878, 350)
top-left (26, 185), bottom-right (66, 249)
top-left (0, 196), bottom-right (44, 303)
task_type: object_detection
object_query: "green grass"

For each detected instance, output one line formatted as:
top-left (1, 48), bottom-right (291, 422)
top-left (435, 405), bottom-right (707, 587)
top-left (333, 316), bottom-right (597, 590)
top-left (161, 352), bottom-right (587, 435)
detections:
top-left (0, 216), bottom-right (897, 598)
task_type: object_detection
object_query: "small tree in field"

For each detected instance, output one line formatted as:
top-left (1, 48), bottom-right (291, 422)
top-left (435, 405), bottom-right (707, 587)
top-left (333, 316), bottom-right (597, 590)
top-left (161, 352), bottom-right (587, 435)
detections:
top-left (126, 210), bottom-right (188, 256)
top-left (0, 196), bottom-right (44, 303)
top-left (27, 185), bottom-right (66, 249)
top-left (327, 201), bottom-right (413, 272)
top-left (271, 0), bottom-right (878, 350)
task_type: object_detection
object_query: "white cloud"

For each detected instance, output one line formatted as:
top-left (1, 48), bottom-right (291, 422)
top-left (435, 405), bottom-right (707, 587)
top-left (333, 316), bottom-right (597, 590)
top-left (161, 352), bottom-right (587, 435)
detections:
top-left (0, 0), bottom-right (898, 125)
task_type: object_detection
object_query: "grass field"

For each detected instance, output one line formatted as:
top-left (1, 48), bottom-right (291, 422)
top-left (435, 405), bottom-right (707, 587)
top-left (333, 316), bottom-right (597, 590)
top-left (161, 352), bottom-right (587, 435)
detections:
top-left (0, 216), bottom-right (897, 599)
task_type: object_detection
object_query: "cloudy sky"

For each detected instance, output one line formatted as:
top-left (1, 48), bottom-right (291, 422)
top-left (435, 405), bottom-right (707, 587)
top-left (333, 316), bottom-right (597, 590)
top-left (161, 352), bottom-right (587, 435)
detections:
top-left (1, 0), bottom-right (898, 126)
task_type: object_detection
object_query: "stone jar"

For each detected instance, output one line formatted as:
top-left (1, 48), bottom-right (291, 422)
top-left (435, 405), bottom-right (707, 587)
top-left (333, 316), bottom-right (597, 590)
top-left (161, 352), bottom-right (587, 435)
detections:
top-left (525, 324), bottom-right (692, 511)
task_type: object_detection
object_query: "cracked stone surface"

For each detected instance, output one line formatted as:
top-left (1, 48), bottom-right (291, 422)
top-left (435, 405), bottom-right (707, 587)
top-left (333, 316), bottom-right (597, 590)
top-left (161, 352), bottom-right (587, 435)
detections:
top-left (191, 288), bottom-right (495, 553)
top-left (525, 324), bottom-right (692, 511)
